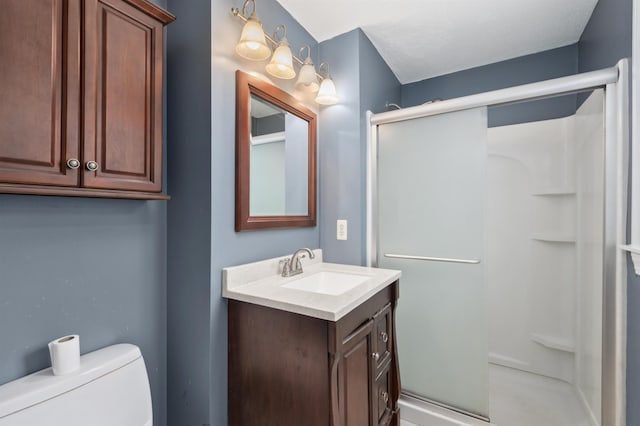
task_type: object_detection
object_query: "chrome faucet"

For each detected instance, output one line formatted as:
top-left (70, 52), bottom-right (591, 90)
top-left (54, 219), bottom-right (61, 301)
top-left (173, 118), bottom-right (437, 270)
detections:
top-left (280, 248), bottom-right (316, 277)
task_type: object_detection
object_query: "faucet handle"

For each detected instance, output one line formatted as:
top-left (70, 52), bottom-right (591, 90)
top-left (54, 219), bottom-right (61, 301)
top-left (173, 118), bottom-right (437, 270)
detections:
top-left (279, 258), bottom-right (291, 277)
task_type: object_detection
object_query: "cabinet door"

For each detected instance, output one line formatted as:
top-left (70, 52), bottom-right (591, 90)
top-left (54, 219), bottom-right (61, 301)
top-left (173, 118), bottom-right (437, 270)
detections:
top-left (340, 320), bottom-right (374, 426)
top-left (83, 0), bottom-right (163, 192)
top-left (0, 0), bottom-right (81, 187)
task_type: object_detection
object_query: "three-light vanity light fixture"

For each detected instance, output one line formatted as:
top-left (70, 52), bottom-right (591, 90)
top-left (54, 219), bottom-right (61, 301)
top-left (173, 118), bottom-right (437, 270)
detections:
top-left (231, 0), bottom-right (339, 105)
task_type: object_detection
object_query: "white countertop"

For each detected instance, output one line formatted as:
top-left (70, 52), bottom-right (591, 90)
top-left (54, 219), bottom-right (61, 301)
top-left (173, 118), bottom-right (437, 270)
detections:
top-left (222, 250), bottom-right (401, 321)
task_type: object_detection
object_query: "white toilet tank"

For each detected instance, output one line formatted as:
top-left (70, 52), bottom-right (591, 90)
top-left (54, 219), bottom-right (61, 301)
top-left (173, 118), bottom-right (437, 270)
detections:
top-left (0, 344), bottom-right (152, 426)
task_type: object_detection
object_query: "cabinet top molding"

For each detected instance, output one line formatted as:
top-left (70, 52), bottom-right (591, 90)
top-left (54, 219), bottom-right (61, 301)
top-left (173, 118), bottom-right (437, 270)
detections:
top-left (122, 0), bottom-right (176, 24)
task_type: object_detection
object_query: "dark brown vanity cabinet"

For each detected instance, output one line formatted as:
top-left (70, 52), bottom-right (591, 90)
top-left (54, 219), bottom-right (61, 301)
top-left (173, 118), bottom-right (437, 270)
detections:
top-left (228, 281), bottom-right (400, 426)
top-left (0, 0), bottom-right (174, 199)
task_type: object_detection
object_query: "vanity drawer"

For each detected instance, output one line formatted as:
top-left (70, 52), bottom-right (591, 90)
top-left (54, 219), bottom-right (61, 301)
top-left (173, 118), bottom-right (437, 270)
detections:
top-left (375, 362), bottom-right (393, 426)
top-left (373, 303), bottom-right (392, 369)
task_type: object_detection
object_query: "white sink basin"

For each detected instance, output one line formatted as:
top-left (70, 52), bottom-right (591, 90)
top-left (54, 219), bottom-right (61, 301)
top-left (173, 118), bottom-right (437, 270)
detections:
top-left (281, 271), bottom-right (372, 296)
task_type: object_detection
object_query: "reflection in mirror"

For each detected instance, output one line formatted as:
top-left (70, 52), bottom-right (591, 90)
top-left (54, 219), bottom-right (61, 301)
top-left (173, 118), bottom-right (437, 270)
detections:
top-left (249, 95), bottom-right (309, 216)
top-left (235, 70), bottom-right (317, 231)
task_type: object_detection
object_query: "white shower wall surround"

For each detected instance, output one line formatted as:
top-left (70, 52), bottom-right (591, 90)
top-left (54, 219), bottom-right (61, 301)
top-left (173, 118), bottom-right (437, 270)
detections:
top-left (486, 90), bottom-right (603, 424)
top-left (487, 117), bottom-right (578, 384)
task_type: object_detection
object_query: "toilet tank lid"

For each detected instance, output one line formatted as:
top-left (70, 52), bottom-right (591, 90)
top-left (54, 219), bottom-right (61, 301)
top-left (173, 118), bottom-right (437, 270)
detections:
top-left (0, 344), bottom-right (142, 419)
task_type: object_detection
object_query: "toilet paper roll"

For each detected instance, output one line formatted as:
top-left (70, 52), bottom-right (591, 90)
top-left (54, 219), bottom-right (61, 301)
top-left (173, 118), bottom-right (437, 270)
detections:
top-left (48, 335), bottom-right (80, 375)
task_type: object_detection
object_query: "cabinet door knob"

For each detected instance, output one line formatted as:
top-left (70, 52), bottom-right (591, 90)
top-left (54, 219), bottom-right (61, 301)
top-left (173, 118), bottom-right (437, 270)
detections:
top-left (372, 352), bottom-right (380, 361)
top-left (380, 331), bottom-right (388, 343)
top-left (66, 159), bottom-right (80, 169)
top-left (381, 391), bottom-right (389, 403)
top-left (86, 161), bottom-right (99, 171)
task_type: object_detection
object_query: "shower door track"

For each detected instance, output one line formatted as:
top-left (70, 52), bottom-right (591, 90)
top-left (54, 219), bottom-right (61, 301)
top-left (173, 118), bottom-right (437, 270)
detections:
top-left (366, 59), bottom-right (630, 426)
top-left (368, 65), bottom-right (619, 126)
top-left (402, 390), bottom-right (490, 423)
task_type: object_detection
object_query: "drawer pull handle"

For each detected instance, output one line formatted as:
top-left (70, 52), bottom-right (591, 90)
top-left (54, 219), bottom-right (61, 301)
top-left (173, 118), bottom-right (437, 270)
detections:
top-left (381, 391), bottom-right (389, 403)
top-left (66, 159), bottom-right (80, 170)
top-left (380, 331), bottom-right (388, 343)
top-left (372, 352), bottom-right (380, 361)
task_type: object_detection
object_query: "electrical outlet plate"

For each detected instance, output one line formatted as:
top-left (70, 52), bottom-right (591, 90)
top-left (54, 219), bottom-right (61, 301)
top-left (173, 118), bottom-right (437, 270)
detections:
top-left (337, 219), bottom-right (347, 240)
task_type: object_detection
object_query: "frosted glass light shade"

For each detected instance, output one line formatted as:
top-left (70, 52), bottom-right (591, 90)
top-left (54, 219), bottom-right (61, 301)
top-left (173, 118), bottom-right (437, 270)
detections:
top-left (295, 61), bottom-right (319, 92)
top-left (315, 77), bottom-right (338, 105)
top-left (265, 39), bottom-right (296, 79)
top-left (236, 17), bottom-right (271, 61)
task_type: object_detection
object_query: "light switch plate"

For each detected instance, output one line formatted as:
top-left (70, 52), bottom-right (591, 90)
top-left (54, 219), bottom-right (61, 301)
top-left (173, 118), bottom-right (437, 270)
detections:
top-left (337, 220), bottom-right (347, 240)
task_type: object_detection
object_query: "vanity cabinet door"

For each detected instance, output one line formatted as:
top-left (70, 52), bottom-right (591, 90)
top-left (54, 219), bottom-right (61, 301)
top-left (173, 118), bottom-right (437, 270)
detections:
top-left (83, 0), bottom-right (164, 192)
top-left (339, 319), bottom-right (375, 426)
top-left (0, 0), bottom-right (81, 187)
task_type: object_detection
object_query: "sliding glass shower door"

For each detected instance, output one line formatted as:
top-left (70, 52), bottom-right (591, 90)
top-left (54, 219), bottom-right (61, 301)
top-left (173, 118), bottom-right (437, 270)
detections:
top-left (376, 107), bottom-right (489, 419)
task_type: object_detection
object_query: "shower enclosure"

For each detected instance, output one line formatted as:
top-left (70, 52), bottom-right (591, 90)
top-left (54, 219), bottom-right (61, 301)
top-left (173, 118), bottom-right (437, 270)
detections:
top-left (367, 61), bottom-right (628, 426)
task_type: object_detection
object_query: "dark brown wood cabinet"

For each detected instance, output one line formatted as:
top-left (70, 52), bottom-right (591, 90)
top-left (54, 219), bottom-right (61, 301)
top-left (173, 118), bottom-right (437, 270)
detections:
top-left (0, 0), bottom-right (174, 199)
top-left (228, 281), bottom-right (401, 426)
top-left (0, 0), bottom-right (81, 188)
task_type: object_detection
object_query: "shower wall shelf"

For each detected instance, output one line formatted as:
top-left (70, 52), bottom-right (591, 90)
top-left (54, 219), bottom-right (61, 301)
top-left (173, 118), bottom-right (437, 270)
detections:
top-left (530, 333), bottom-right (575, 353)
top-left (531, 233), bottom-right (576, 243)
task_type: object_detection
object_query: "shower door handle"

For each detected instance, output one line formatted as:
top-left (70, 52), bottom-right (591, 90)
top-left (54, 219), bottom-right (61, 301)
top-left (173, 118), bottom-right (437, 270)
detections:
top-left (384, 253), bottom-right (481, 265)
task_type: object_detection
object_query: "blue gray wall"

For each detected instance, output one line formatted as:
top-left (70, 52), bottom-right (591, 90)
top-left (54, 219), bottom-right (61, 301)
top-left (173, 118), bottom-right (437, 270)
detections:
top-left (167, 1), bottom-right (320, 424)
top-left (0, 198), bottom-right (167, 425)
top-left (578, 0), bottom-right (632, 74)
top-left (319, 29), bottom-right (401, 266)
top-left (166, 1), bottom-right (211, 425)
top-left (0, 2), bottom-right (169, 426)
top-left (318, 30), bottom-right (362, 265)
top-left (357, 31), bottom-right (402, 261)
top-left (401, 44), bottom-right (580, 127)
top-left (577, 1), bottom-right (636, 424)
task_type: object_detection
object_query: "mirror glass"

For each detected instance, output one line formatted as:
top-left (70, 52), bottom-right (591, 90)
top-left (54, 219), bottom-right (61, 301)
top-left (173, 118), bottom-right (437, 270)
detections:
top-left (249, 95), bottom-right (309, 216)
top-left (235, 70), bottom-right (317, 231)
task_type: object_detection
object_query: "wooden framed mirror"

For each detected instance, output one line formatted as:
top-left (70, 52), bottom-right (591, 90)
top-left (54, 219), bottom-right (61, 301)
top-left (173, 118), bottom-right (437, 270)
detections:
top-left (235, 71), bottom-right (317, 231)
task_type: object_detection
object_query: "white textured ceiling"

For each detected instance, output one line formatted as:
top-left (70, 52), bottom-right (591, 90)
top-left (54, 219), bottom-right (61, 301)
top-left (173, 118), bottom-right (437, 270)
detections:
top-left (275, 0), bottom-right (598, 84)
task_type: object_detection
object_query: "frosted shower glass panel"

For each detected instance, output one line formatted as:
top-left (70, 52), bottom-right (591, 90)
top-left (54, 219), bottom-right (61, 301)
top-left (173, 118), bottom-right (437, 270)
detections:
top-left (377, 108), bottom-right (489, 418)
